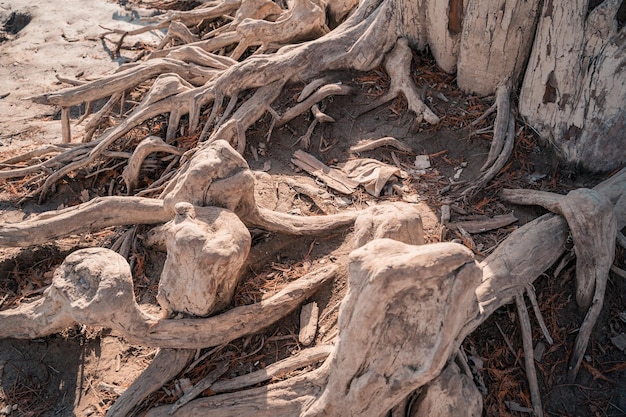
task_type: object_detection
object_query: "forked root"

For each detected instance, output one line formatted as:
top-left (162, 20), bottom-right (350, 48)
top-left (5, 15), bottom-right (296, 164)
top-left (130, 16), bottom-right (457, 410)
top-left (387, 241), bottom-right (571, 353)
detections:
top-left (501, 187), bottom-right (617, 382)
top-left (462, 81), bottom-right (514, 197)
top-left (355, 38), bottom-right (440, 125)
top-left (0, 141), bottom-right (364, 248)
top-left (480, 80), bottom-right (512, 171)
top-left (230, 0), bottom-right (329, 60)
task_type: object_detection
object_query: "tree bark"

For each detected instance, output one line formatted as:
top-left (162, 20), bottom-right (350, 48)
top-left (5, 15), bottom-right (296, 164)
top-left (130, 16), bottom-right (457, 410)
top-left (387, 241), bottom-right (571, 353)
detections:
top-left (457, 0), bottom-right (540, 95)
top-left (519, 0), bottom-right (626, 171)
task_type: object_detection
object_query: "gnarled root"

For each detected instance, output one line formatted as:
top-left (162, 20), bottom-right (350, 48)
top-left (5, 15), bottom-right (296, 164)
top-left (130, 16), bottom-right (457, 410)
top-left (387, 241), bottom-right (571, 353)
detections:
top-left (303, 241), bottom-right (479, 417)
top-left (147, 202), bottom-right (251, 317)
top-left (230, 0), bottom-right (329, 60)
top-left (0, 248), bottom-right (152, 339)
top-left (143, 240), bottom-right (481, 416)
top-left (0, 249), bottom-right (336, 349)
top-left (501, 186), bottom-right (618, 382)
top-left (354, 38), bottom-right (440, 125)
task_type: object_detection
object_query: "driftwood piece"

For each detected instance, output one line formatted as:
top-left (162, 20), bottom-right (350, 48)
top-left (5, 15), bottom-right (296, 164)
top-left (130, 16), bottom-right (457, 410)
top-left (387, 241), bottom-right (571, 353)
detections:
top-left (291, 150), bottom-right (358, 194)
top-left (349, 136), bottom-right (412, 153)
top-left (61, 107), bottom-right (71, 143)
top-left (148, 203), bottom-right (251, 317)
top-left (162, 139), bottom-right (258, 214)
top-left (447, 213), bottom-right (518, 234)
top-left (142, 265), bottom-right (336, 349)
top-left (299, 302), bottom-right (319, 346)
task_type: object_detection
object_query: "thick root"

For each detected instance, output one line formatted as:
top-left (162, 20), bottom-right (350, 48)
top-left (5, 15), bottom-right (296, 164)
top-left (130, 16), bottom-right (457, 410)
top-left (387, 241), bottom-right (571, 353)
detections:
top-left (0, 249), bottom-right (336, 349)
top-left (303, 241), bottom-right (480, 417)
top-left (0, 197), bottom-right (169, 247)
top-left (148, 202), bottom-right (251, 317)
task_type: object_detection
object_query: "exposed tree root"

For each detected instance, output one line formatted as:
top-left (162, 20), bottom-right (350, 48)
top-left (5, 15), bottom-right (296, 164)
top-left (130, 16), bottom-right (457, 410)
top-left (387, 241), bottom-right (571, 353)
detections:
top-left (2, 1), bottom-right (625, 415)
top-left (515, 294), bottom-right (543, 417)
top-left (500, 175), bottom-right (622, 382)
top-left (480, 81), bottom-right (511, 171)
top-left (353, 38), bottom-right (440, 125)
top-left (0, 197), bottom-right (169, 247)
top-left (105, 348), bottom-right (196, 417)
top-left (462, 82), bottom-right (514, 197)
top-left (0, 248), bottom-right (337, 348)
top-left (122, 136), bottom-right (183, 193)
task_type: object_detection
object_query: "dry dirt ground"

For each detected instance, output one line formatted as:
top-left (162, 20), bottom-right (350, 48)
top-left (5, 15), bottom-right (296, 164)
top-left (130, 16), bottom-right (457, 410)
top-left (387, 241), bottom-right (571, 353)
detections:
top-left (1, 1), bottom-right (625, 416)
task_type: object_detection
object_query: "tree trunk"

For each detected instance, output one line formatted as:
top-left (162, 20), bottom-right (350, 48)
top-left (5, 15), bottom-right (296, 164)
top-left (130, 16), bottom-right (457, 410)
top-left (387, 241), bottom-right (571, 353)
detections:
top-left (391, 0), bottom-right (626, 171)
top-left (519, 0), bottom-right (626, 171)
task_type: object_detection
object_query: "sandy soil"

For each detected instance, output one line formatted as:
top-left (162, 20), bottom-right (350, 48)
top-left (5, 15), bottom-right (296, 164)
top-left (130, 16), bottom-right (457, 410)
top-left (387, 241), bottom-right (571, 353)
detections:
top-left (0, 0), bottom-right (159, 154)
top-left (0, 1), bottom-right (162, 414)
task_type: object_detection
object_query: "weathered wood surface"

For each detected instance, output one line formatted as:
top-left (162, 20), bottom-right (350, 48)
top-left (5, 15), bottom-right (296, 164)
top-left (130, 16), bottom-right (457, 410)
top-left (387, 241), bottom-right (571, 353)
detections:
top-left (0, 197), bottom-right (170, 247)
top-left (519, 0), bottom-right (626, 171)
top-left (149, 203), bottom-right (251, 317)
top-left (0, 253), bottom-right (336, 349)
top-left (457, 0), bottom-right (541, 95)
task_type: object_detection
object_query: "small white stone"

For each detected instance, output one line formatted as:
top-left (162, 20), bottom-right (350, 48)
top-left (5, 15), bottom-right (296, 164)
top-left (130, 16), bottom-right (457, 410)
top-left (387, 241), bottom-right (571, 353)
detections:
top-left (414, 155), bottom-right (431, 170)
